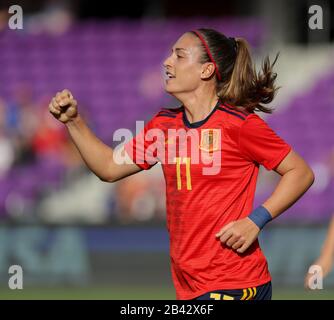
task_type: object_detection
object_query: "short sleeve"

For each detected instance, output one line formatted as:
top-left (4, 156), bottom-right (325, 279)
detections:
top-left (238, 114), bottom-right (291, 170)
top-left (124, 113), bottom-right (161, 170)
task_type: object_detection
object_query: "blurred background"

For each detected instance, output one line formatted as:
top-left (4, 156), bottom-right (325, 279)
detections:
top-left (0, 0), bottom-right (334, 299)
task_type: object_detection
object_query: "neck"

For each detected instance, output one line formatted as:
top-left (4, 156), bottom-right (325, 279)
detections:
top-left (176, 86), bottom-right (219, 123)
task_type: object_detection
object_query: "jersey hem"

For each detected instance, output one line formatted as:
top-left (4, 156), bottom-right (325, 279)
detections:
top-left (176, 275), bottom-right (272, 300)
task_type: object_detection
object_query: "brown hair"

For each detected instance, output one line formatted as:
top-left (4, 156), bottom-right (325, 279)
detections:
top-left (191, 28), bottom-right (279, 114)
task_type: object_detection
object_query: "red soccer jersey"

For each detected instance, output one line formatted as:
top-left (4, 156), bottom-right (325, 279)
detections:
top-left (124, 101), bottom-right (291, 300)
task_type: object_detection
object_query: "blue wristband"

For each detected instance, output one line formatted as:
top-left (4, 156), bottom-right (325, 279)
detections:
top-left (248, 206), bottom-right (272, 230)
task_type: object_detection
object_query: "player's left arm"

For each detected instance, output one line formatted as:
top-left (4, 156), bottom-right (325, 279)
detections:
top-left (216, 149), bottom-right (315, 253)
top-left (262, 149), bottom-right (315, 218)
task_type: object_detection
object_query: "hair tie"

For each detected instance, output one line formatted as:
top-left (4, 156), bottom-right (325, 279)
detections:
top-left (228, 37), bottom-right (238, 52)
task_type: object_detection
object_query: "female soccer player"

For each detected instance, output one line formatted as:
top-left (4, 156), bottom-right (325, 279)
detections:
top-left (49, 28), bottom-right (314, 300)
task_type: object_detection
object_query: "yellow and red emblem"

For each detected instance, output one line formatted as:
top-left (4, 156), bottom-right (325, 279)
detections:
top-left (199, 129), bottom-right (220, 153)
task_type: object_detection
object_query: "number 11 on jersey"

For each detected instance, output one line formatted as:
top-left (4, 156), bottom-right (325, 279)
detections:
top-left (174, 157), bottom-right (192, 191)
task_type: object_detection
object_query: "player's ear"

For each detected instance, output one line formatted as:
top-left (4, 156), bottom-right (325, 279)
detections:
top-left (200, 62), bottom-right (215, 80)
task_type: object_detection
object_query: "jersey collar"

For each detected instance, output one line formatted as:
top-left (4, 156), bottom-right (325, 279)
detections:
top-left (182, 100), bottom-right (220, 129)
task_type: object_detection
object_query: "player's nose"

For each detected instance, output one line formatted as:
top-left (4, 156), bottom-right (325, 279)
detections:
top-left (163, 55), bottom-right (173, 69)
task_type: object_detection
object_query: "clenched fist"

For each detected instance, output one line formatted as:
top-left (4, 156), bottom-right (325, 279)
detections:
top-left (215, 217), bottom-right (260, 254)
top-left (49, 89), bottom-right (78, 123)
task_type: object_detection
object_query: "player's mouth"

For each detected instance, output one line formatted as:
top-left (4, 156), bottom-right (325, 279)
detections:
top-left (165, 71), bottom-right (176, 81)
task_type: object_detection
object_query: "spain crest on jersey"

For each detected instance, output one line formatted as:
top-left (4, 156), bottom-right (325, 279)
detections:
top-left (199, 129), bottom-right (220, 152)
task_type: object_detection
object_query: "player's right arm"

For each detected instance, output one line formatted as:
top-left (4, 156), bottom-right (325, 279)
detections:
top-left (48, 89), bottom-right (142, 182)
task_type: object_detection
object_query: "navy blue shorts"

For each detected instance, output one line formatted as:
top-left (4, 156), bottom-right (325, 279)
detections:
top-left (194, 281), bottom-right (272, 300)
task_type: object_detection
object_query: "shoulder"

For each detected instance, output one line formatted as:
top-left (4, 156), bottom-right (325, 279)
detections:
top-left (145, 106), bottom-right (183, 128)
top-left (151, 106), bottom-right (183, 122)
top-left (240, 113), bottom-right (271, 133)
top-left (217, 103), bottom-right (271, 130)
top-left (156, 106), bottom-right (184, 118)
top-left (216, 103), bottom-right (253, 125)
top-left (217, 104), bottom-right (271, 142)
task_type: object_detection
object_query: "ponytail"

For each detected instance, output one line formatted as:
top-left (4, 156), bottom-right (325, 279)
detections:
top-left (218, 38), bottom-right (279, 114)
